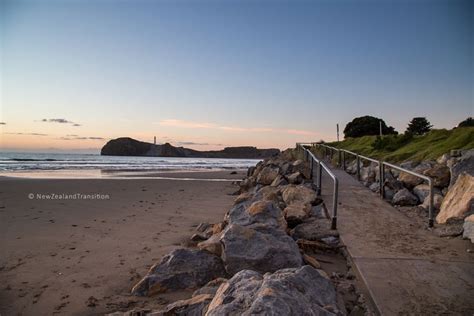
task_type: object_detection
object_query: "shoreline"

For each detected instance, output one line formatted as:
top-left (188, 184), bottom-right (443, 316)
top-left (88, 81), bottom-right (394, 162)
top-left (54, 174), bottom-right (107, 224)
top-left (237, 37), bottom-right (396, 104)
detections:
top-left (0, 169), bottom-right (247, 180)
top-left (0, 171), bottom-right (243, 315)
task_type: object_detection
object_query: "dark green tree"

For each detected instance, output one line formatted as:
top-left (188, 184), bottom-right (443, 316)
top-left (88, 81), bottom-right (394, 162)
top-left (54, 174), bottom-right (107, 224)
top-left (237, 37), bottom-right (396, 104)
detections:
top-left (343, 116), bottom-right (397, 138)
top-left (458, 117), bottom-right (474, 127)
top-left (405, 117), bottom-right (432, 135)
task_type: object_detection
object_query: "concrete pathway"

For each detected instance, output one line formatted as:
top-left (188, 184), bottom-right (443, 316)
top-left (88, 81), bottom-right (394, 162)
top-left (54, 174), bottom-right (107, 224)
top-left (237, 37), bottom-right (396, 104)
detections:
top-left (320, 168), bottom-right (474, 315)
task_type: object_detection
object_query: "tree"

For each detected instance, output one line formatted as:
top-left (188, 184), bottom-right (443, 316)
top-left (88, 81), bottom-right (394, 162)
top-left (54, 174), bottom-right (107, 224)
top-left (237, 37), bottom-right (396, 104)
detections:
top-left (343, 116), bottom-right (397, 138)
top-left (406, 117), bottom-right (432, 135)
top-left (458, 117), bottom-right (474, 128)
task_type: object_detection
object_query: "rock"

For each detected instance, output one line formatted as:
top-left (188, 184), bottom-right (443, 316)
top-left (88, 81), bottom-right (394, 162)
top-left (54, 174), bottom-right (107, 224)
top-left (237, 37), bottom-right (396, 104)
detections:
top-left (131, 249), bottom-right (226, 296)
top-left (448, 149), bottom-right (474, 187)
top-left (423, 164), bottom-right (450, 188)
top-left (412, 184), bottom-right (441, 202)
top-left (256, 186), bottom-right (282, 204)
top-left (383, 171), bottom-right (404, 191)
top-left (284, 203), bottom-right (310, 228)
top-left (310, 203), bottom-right (326, 218)
top-left (437, 153), bottom-right (450, 165)
top-left (291, 160), bottom-right (311, 179)
top-left (270, 174), bottom-right (288, 187)
top-left (190, 233), bottom-right (208, 242)
top-left (399, 172), bottom-right (424, 189)
top-left (303, 254), bottom-right (321, 269)
top-left (220, 224), bottom-right (303, 275)
top-left (433, 218), bottom-right (464, 238)
top-left (463, 215), bottom-right (474, 243)
top-left (436, 173), bottom-right (474, 224)
top-left (290, 218), bottom-right (339, 241)
top-left (206, 266), bottom-right (342, 315)
top-left (422, 193), bottom-right (444, 210)
top-left (234, 192), bottom-right (253, 204)
top-left (226, 200), bottom-right (286, 231)
top-left (196, 222), bottom-right (210, 233)
top-left (212, 222), bottom-right (226, 235)
top-left (256, 166), bottom-right (280, 185)
top-left (346, 159), bottom-right (362, 175)
top-left (398, 162), bottom-right (432, 189)
top-left (247, 166), bottom-right (256, 177)
top-left (160, 294), bottom-right (213, 316)
top-left (239, 177), bottom-right (255, 192)
top-left (197, 233), bottom-right (223, 256)
top-left (369, 182), bottom-right (379, 193)
top-left (360, 165), bottom-right (376, 185)
top-left (392, 188), bottom-right (419, 206)
top-left (281, 185), bottom-right (318, 206)
top-left (383, 186), bottom-right (395, 201)
top-left (192, 278), bottom-right (227, 297)
top-left (287, 171), bottom-right (304, 184)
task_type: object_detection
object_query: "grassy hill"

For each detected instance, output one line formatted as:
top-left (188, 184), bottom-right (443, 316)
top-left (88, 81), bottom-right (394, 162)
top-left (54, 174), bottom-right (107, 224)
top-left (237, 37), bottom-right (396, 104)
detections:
top-left (326, 127), bottom-right (474, 163)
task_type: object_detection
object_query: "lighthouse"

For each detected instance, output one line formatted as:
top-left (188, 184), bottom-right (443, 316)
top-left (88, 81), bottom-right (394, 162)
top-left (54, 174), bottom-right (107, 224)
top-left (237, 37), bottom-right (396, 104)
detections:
top-left (154, 136), bottom-right (156, 145)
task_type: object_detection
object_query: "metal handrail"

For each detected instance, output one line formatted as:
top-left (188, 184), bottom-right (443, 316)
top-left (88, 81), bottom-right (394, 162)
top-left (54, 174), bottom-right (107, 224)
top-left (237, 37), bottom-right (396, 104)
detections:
top-left (296, 143), bottom-right (338, 230)
top-left (312, 142), bottom-right (434, 227)
top-left (383, 161), bottom-right (434, 227)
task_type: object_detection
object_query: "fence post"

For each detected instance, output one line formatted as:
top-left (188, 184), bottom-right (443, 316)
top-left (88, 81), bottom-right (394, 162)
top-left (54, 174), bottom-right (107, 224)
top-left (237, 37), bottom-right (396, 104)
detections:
top-left (342, 151), bottom-right (346, 170)
top-left (428, 179), bottom-right (434, 227)
top-left (317, 162), bottom-right (322, 196)
top-left (331, 178), bottom-right (338, 230)
top-left (310, 156), bottom-right (314, 180)
top-left (356, 155), bottom-right (361, 181)
top-left (379, 162), bottom-right (384, 198)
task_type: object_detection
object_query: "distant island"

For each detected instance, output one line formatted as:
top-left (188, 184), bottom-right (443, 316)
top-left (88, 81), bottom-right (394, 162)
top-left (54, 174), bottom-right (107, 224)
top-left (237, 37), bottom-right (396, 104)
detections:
top-left (101, 137), bottom-right (280, 159)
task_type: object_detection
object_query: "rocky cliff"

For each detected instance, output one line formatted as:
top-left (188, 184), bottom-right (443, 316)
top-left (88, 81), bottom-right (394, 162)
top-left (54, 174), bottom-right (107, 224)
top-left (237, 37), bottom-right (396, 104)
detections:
top-left (100, 137), bottom-right (280, 159)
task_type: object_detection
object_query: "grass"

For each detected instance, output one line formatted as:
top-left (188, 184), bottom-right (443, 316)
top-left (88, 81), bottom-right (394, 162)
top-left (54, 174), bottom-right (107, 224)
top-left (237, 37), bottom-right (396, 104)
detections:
top-left (326, 127), bottom-right (474, 163)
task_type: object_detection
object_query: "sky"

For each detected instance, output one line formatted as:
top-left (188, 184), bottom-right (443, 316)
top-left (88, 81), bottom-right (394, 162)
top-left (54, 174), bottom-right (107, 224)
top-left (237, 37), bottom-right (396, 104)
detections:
top-left (0, 0), bottom-right (472, 153)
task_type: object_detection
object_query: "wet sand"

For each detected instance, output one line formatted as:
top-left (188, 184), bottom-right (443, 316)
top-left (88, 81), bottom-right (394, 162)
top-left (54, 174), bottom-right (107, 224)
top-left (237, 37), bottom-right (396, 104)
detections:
top-left (0, 170), bottom-right (245, 315)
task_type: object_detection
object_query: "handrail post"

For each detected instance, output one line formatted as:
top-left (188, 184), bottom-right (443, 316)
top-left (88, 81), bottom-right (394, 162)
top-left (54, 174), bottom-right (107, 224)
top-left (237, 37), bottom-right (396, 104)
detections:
top-left (331, 178), bottom-right (338, 230)
top-left (342, 151), bottom-right (346, 171)
top-left (379, 161), bottom-right (384, 198)
top-left (356, 155), bottom-right (361, 181)
top-left (317, 161), bottom-right (322, 196)
top-left (428, 179), bottom-right (434, 227)
top-left (310, 156), bottom-right (314, 180)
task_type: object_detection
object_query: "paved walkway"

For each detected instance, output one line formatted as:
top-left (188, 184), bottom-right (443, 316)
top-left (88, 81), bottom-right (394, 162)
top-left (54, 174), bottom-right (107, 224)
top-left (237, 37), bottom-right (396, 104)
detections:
top-left (320, 168), bottom-right (474, 315)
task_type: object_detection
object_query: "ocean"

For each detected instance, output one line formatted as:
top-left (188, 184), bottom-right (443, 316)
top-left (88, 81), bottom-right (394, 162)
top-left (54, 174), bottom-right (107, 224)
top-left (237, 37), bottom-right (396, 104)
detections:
top-left (0, 152), bottom-right (260, 172)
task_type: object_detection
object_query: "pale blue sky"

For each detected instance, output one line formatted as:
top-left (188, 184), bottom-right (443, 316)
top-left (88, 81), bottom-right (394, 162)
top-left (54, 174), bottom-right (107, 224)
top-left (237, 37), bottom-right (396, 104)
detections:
top-left (0, 0), bottom-right (472, 151)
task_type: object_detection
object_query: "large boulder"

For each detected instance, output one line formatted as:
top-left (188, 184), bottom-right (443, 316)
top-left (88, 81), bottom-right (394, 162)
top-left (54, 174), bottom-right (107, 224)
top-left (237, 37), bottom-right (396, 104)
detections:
top-left (283, 203), bottom-right (310, 228)
top-left (463, 215), bottom-right (474, 243)
top-left (287, 171), bottom-right (304, 184)
top-left (256, 166), bottom-right (279, 185)
top-left (291, 160), bottom-right (311, 179)
top-left (448, 149), bottom-right (474, 187)
top-left (360, 165), bottom-right (376, 184)
top-left (220, 224), bottom-right (303, 275)
top-left (198, 233), bottom-right (223, 256)
top-left (398, 162), bottom-right (432, 189)
top-left (281, 185), bottom-right (318, 206)
top-left (421, 193), bottom-right (444, 211)
top-left (290, 218), bottom-right (339, 241)
top-left (206, 266), bottom-right (343, 315)
top-left (392, 188), bottom-right (419, 206)
top-left (412, 184), bottom-right (441, 203)
top-left (271, 174), bottom-right (288, 187)
top-left (423, 164), bottom-right (450, 188)
top-left (436, 173), bottom-right (474, 224)
top-left (226, 200), bottom-right (286, 231)
top-left (131, 249), bottom-right (226, 296)
top-left (159, 294), bottom-right (214, 315)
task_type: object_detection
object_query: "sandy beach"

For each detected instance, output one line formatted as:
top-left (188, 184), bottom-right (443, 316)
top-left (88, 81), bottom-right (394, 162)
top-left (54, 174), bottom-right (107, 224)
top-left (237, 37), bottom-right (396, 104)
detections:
top-left (0, 170), bottom-right (245, 315)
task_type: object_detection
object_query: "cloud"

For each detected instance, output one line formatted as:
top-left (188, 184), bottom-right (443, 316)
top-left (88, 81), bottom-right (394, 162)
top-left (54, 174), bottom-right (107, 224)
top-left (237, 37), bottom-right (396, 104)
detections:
top-left (157, 119), bottom-right (318, 136)
top-left (59, 136), bottom-right (104, 141)
top-left (0, 122), bottom-right (6, 125)
top-left (40, 118), bottom-right (81, 126)
top-left (6, 132), bottom-right (48, 136)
